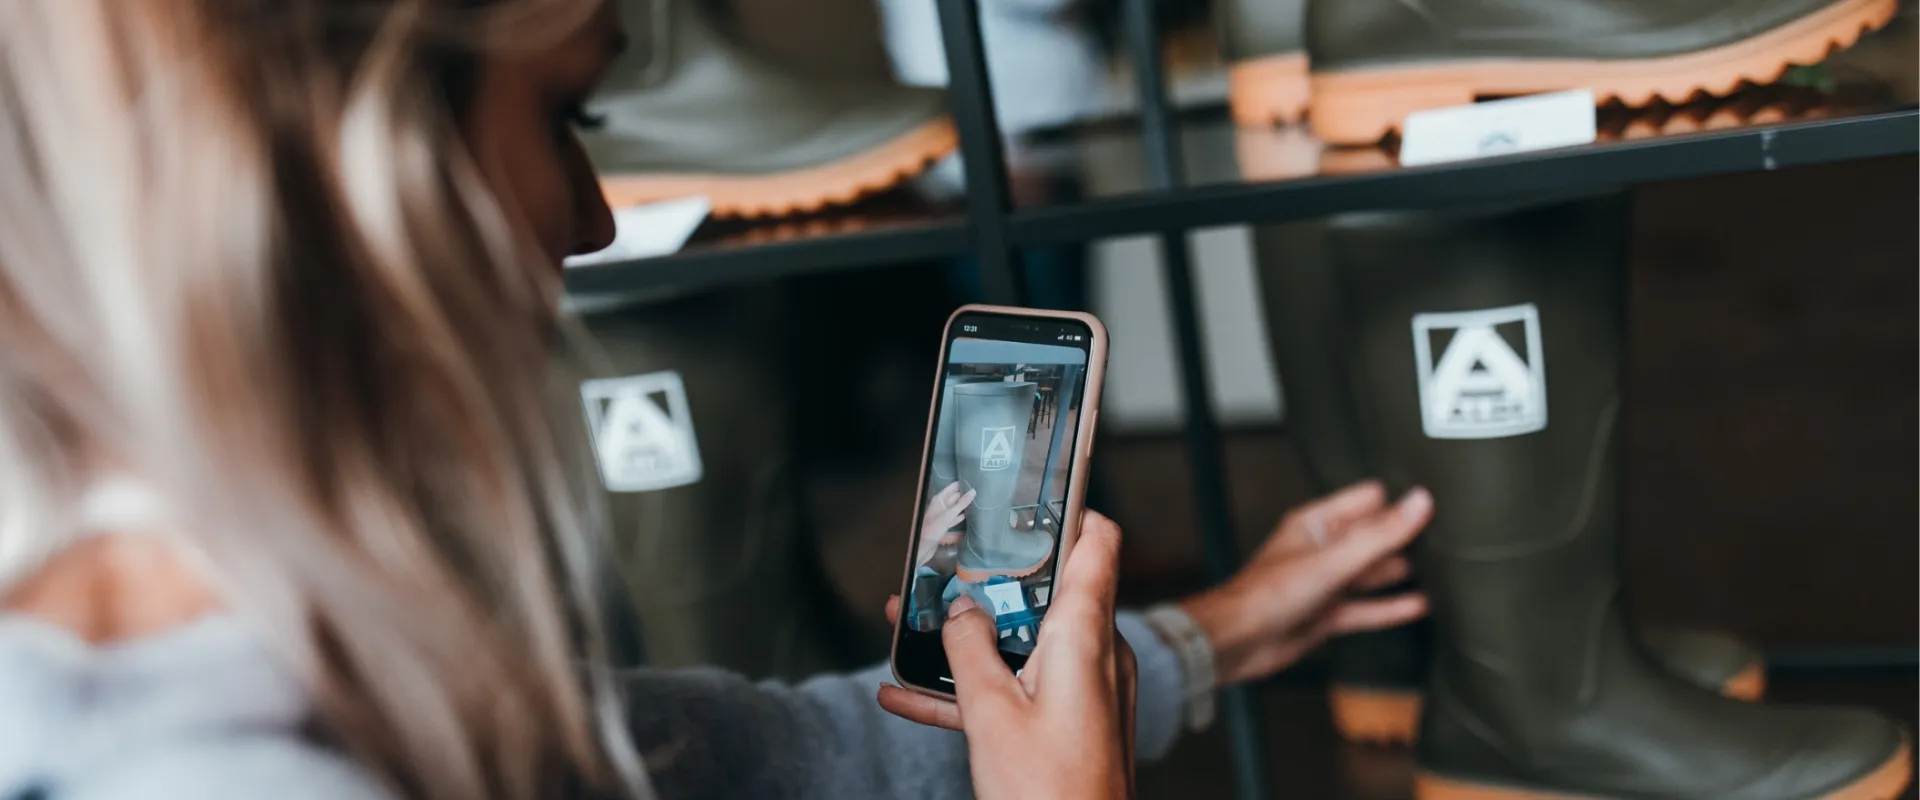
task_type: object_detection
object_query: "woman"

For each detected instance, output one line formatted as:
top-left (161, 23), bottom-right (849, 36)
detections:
top-left (0, 1), bottom-right (1431, 798)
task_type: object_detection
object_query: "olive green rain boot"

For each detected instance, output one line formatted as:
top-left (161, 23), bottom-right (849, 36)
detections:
top-left (1304, 0), bottom-right (1900, 144)
top-left (1328, 194), bottom-right (1911, 799)
top-left (1218, 0), bottom-right (1311, 127)
top-left (567, 288), bottom-right (870, 681)
top-left (1252, 220), bottom-right (1768, 746)
top-left (582, 0), bottom-right (957, 218)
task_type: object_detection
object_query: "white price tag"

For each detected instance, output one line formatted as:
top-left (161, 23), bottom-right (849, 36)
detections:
top-left (981, 582), bottom-right (1028, 616)
top-left (1398, 90), bottom-right (1597, 167)
top-left (563, 196), bottom-right (712, 268)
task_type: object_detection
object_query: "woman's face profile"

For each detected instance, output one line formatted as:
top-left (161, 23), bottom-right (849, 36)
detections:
top-left (464, 1), bottom-right (625, 272)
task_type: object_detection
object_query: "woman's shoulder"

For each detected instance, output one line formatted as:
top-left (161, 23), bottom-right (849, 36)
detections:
top-left (0, 614), bottom-right (395, 799)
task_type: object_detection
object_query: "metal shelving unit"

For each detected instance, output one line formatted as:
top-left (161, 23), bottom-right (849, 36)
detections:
top-left (562, 2), bottom-right (1919, 797)
top-left (564, 113), bottom-right (1918, 297)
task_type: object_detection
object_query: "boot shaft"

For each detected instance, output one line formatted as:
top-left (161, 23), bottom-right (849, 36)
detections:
top-left (1216, 0), bottom-right (1306, 62)
top-left (1329, 194), bottom-right (1634, 706)
top-left (953, 381), bottom-right (1040, 513)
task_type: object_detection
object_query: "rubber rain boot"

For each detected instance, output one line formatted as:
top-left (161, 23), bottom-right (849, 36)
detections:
top-left (953, 382), bottom-right (1054, 583)
top-left (568, 288), bottom-right (869, 681)
top-left (1252, 220), bottom-right (1768, 746)
top-left (1219, 0), bottom-right (1311, 126)
top-left (1305, 0), bottom-right (1899, 144)
top-left (930, 376), bottom-right (986, 498)
top-left (1329, 194), bottom-right (1911, 799)
top-left (583, 0), bottom-right (958, 218)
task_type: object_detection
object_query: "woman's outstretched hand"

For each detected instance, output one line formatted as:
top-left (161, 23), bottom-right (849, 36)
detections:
top-left (880, 511), bottom-right (1137, 800)
top-left (916, 481), bottom-right (976, 568)
top-left (1179, 481), bottom-right (1433, 687)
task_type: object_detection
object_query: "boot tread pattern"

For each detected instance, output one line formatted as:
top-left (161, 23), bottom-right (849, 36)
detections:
top-left (598, 118), bottom-right (957, 219)
top-left (1308, 0), bottom-right (1898, 144)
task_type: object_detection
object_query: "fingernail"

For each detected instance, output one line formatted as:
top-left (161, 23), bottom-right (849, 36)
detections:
top-left (948, 596), bottom-right (978, 618)
top-left (1400, 488), bottom-right (1432, 518)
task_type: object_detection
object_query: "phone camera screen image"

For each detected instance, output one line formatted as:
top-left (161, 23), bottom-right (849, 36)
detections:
top-left (901, 313), bottom-right (1095, 661)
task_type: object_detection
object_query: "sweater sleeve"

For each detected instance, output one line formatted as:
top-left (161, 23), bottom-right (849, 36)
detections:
top-left (621, 610), bottom-right (1187, 799)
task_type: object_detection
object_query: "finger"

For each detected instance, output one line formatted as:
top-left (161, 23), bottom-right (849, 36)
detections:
top-left (1325, 592), bottom-right (1429, 635)
top-left (1040, 511), bottom-right (1124, 670)
top-left (885, 595), bottom-right (902, 626)
top-left (1272, 481), bottom-right (1387, 552)
top-left (1115, 631), bottom-right (1138, 785)
top-left (1351, 555), bottom-right (1412, 592)
top-left (940, 481), bottom-right (962, 503)
top-left (1302, 488), bottom-right (1432, 595)
top-left (956, 489), bottom-right (977, 511)
top-left (877, 684), bottom-right (964, 731)
top-left (930, 483), bottom-right (957, 512)
top-left (1048, 511), bottom-right (1123, 636)
top-left (944, 596), bottom-right (1019, 707)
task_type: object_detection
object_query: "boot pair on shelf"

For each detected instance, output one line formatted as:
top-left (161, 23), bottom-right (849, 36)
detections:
top-left (582, 0), bottom-right (956, 219)
top-left (1253, 199), bottom-right (1911, 799)
top-left (1219, 0), bottom-right (1900, 144)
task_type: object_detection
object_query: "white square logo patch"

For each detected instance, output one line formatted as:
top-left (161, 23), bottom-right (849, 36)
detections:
top-left (1412, 303), bottom-right (1547, 440)
top-left (979, 426), bottom-right (1016, 471)
top-left (580, 371), bottom-right (703, 492)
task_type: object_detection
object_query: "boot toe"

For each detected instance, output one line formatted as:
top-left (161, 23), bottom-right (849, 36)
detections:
top-left (1749, 707), bottom-right (1909, 799)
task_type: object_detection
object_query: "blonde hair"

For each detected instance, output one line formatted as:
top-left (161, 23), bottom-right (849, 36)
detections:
top-left (0, 1), bottom-right (648, 798)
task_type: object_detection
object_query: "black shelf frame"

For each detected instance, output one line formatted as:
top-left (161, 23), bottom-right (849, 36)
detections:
top-left (1006, 109), bottom-right (1918, 245)
top-left (564, 108), bottom-right (1918, 296)
top-left (562, 2), bottom-right (1918, 797)
top-left (564, 217), bottom-right (969, 298)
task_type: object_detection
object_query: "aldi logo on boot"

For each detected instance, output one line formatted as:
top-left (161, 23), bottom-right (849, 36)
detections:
top-left (1412, 303), bottom-right (1547, 440)
top-left (580, 371), bottom-right (704, 492)
top-left (980, 426), bottom-right (1016, 471)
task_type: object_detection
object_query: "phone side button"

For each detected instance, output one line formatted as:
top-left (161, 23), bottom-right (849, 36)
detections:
top-left (938, 676), bottom-right (954, 684)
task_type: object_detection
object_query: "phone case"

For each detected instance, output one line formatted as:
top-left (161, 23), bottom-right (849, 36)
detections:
top-left (889, 304), bottom-right (1110, 700)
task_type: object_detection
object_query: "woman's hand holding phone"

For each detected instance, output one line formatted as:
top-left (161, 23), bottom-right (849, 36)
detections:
top-left (880, 511), bottom-right (1137, 800)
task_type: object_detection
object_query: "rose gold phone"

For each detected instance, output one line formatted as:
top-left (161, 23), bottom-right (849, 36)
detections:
top-left (889, 305), bottom-right (1108, 699)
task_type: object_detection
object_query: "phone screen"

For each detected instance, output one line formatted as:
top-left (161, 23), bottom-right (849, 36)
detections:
top-left (895, 310), bottom-right (1098, 683)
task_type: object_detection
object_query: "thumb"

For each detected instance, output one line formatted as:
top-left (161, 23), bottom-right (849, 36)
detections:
top-left (943, 596), bottom-right (1018, 707)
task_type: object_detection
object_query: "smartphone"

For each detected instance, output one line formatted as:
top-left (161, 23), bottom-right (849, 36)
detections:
top-left (890, 304), bottom-right (1108, 698)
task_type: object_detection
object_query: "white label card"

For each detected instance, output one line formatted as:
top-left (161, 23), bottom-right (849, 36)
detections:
top-left (563, 196), bottom-right (712, 268)
top-left (1399, 90), bottom-right (1598, 167)
top-left (981, 582), bottom-right (1028, 616)
top-left (580, 371), bottom-right (705, 492)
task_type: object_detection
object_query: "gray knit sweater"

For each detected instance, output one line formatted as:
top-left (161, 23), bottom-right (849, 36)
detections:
top-left (0, 612), bottom-right (1184, 799)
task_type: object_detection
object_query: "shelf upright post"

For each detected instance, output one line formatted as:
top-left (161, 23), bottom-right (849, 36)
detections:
top-left (936, 0), bottom-right (1027, 306)
top-left (1122, 0), bottom-right (1269, 798)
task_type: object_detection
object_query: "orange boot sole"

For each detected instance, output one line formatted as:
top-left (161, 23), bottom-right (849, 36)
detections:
top-left (1330, 660), bottom-right (1769, 745)
top-left (1228, 52), bottom-right (1311, 128)
top-left (1414, 735), bottom-right (1912, 799)
top-left (597, 117), bottom-right (958, 220)
top-left (1328, 685), bottom-right (1423, 745)
top-left (1308, 0), bottom-right (1898, 145)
